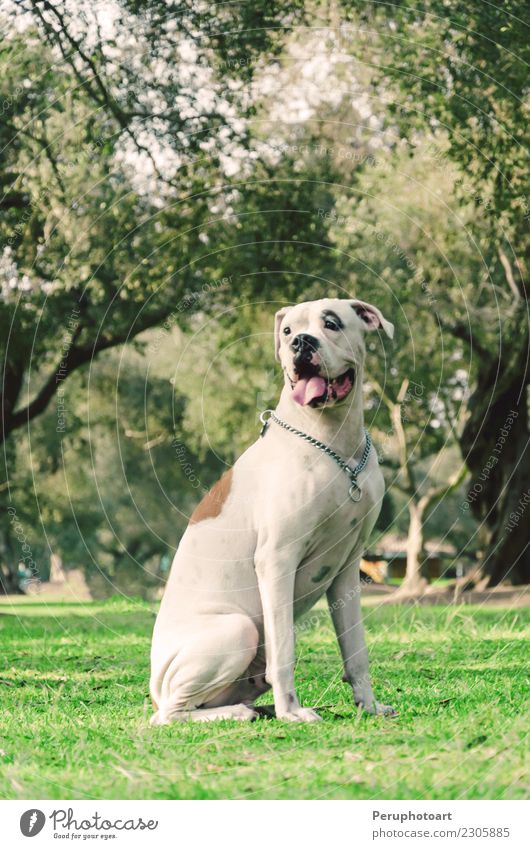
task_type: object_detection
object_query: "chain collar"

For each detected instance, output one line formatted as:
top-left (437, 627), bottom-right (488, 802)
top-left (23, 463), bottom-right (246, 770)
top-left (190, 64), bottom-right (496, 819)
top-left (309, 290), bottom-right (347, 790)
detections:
top-left (259, 409), bottom-right (372, 502)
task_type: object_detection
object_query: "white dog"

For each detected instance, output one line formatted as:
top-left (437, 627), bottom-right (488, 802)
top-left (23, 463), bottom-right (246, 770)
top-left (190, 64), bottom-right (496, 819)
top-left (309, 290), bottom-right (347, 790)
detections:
top-left (150, 298), bottom-right (395, 723)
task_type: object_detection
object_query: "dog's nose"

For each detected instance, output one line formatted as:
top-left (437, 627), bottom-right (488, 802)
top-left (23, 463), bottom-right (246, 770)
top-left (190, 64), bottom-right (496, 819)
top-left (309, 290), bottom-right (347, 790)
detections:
top-left (291, 334), bottom-right (319, 359)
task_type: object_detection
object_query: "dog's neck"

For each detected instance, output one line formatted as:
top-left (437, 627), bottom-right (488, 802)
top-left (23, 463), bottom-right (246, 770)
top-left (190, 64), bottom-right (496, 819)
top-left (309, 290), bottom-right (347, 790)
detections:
top-left (275, 365), bottom-right (366, 462)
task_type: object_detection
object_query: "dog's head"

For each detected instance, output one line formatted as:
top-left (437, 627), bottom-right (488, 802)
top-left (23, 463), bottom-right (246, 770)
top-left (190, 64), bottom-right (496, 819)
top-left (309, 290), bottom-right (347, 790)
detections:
top-left (274, 298), bottom-right (393, 408)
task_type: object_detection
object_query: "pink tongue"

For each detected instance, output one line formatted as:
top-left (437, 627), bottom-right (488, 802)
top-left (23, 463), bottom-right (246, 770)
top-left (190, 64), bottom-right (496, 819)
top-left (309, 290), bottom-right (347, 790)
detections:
top-left (292, 375), bottom-right (327, 406)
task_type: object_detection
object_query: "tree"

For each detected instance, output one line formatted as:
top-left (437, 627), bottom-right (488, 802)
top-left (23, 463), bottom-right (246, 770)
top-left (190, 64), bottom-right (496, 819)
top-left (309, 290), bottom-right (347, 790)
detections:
top-left (371, 377), bottom-right (467, 592)
top-left (317, 136), bottom-right (478, 588)
top-left (0, 1), bottom-right (311, 591)
top-left (1, 0), bottom-right (308, 446)
top-left (2, 332), bottom-right (228, 596)
top-left (338, 0), bottom-right (530, 584)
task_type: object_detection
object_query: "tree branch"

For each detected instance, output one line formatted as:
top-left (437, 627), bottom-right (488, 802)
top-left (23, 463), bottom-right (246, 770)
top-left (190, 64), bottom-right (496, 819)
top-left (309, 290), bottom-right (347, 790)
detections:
top-left (423, 462), bottom-right (468, 511)
top-left (371, 376), bottom-right (417, 493)
top-left (498, 245), bottom-right (522, 300)
top-left (29, 0), bottom-right (129, 127)
top-left (369, 375), bottom-right (396, 413)
top-left (2, 305), bottom-right (173, 441)
top-left (437, 317), bottom-right (489, 357)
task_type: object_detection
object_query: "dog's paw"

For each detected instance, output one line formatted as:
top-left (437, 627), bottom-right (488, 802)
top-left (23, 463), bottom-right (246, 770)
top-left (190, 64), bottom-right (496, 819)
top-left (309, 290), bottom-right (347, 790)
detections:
top-left (150, 711), bottom-right (167, 726)
top-left (374, 702), bottom-right (398, 717)
top-left (357, 700), bottom-right (398, 717)
top-left (194, 704), bottom-right (258, 722)
top-left (278, 707), bottom-right (323, 723)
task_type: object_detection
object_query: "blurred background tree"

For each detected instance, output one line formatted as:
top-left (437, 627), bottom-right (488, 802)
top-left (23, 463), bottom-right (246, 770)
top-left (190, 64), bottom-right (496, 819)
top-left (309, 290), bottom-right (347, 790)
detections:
top-left (1, 0), bottom-right (527, 595)
top-left (337, 0), bottom-right (530, 584)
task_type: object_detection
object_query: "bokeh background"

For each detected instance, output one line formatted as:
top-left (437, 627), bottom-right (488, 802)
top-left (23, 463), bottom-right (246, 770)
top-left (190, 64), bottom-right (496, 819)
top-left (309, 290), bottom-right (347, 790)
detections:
top-left (1, 0), bottom-right (529, 602)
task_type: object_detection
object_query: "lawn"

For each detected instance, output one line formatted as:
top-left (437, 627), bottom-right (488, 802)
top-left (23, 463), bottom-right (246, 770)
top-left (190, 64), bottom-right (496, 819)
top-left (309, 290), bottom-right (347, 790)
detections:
top-left (0, 597), bottom-right (528, 800)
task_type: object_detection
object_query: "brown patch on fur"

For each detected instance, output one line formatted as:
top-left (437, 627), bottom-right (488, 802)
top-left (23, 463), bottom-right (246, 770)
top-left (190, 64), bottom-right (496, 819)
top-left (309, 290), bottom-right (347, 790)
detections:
top-left (151, 696), bottom-right (158, 711)
top-left (189, 468), bottom-right (233, 525)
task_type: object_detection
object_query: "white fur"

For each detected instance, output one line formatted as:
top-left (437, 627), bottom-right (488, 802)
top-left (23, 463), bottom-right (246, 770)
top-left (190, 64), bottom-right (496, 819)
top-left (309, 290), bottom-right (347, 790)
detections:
top-left (150, 298), bottom-right (395, 722)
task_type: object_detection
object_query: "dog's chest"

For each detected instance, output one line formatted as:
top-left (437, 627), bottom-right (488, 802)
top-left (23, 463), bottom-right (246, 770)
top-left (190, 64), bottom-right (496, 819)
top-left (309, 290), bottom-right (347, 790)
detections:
top-left (292, 467), bottom-right (382, 612)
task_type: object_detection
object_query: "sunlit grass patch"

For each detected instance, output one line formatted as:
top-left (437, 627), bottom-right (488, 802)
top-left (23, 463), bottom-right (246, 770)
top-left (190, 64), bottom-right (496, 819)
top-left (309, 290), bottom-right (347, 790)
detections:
top-left (1, 599), bottom-right (528, 799)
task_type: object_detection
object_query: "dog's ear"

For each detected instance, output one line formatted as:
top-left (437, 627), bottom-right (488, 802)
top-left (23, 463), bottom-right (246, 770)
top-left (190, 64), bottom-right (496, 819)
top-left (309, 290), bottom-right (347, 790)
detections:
top-left (350, 299), bottom-right (394, 339)
top-left (274, 307), bottom-right (292, 361)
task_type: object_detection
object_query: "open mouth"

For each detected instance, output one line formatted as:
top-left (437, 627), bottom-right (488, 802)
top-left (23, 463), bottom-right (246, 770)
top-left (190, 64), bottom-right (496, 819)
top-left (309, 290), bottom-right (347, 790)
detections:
top-left (290, 363), bottom-right (356, 407)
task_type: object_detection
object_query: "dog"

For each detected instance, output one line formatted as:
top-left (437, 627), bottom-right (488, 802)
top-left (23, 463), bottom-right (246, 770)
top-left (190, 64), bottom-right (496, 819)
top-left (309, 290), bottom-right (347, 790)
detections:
top-left (150, 297), bottom-right (395, 723)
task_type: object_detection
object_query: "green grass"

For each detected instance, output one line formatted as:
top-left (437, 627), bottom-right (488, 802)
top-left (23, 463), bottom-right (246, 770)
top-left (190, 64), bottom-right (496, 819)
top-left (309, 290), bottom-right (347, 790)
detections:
top-left (1, 597), bottom-right (529, 799)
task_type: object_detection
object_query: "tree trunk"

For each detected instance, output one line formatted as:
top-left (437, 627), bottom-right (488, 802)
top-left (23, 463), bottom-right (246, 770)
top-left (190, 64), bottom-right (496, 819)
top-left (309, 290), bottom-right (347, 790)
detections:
top-left (0, 566), bottom-right (20, 594)
top-left (49, 553), bottom-right (66, 584)
top-left (460, 320), bottom-right (530, 585)
top-left (0, 526), bottom-right (22, 594)
top-left (0, 550), bottom-right (21, 594)
top-left (401, 498), bottom-right (429, 593)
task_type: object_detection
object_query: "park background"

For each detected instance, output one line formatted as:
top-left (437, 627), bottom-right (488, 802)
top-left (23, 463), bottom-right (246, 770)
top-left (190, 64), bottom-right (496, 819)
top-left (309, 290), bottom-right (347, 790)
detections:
top-left (0, 0), bottom-right (529, 800)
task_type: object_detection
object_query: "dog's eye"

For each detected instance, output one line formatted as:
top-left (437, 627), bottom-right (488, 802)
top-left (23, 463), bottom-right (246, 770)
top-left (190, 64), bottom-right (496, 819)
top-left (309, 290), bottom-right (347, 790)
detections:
top-left (283, 326), bottom-right (291, 335)
top-left (324, 318), bottom-right (340, 331)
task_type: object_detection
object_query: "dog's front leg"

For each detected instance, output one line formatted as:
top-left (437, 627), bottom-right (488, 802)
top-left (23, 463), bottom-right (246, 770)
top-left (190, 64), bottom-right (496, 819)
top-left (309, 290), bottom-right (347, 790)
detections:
top-left (327, 560), bottom-right (396, 716)
top-left (255, 549), bottom-right (321, 722)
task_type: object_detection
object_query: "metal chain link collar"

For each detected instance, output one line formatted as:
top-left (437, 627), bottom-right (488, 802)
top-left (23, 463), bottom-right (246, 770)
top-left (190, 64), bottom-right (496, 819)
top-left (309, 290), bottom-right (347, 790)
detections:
top-left (259, 409), bottom-right (372, 502)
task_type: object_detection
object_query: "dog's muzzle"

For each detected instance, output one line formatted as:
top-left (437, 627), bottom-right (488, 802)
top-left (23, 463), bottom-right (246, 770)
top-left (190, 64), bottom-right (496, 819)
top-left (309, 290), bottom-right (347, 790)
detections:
top-left (290, 361), bottom-right (356, 407)
top-left (291, 333), bottom-right (320, 363)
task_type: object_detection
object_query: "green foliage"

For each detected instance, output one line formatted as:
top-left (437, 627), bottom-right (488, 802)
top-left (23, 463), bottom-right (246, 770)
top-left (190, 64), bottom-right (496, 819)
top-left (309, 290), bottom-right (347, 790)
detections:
top-left (7, 338), bottom-right (229, 591)
top-left (2, 1), bottom-right (527, 587)
top-left (339, 0), bottom-right (529, 312)
top-left (335, 0), bottom-right (529, 581)
top-left (0, 1), bottom-right (335, 587)
top-left (371, 1), bottom-right (528, 231)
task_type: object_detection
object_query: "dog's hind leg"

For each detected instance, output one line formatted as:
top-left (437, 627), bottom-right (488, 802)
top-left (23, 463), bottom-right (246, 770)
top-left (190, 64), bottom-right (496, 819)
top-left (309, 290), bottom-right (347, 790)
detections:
top-left (151, 702), bottom-right (257, 724)
top-left (151, 613), bottom-right (260, 724)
